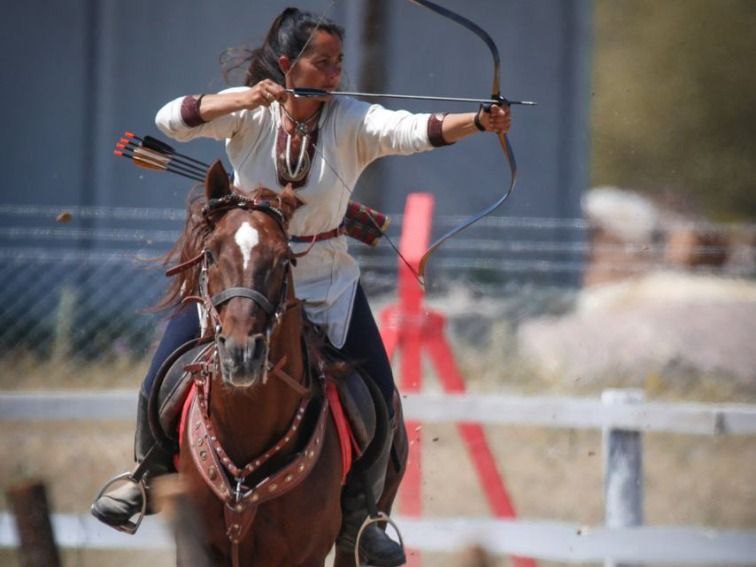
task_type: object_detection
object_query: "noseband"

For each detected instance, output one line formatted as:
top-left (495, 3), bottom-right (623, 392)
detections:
top-left (198, 248), bottom-right (291, 344)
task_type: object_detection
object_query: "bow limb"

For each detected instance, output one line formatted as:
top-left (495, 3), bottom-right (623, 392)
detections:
top-left (408, 0), bottom-right (519, 286)
top-left (417, 131), bottom-right (517, 282)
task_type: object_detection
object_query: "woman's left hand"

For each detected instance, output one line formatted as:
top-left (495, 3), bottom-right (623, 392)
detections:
top-left (477, 104), bottom-right (512, 134)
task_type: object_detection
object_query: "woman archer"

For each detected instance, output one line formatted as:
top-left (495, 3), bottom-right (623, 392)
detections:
top-left (92, 7), bottom-right (511, 566)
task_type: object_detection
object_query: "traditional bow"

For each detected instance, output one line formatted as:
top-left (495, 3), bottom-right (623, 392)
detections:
top-left (407, 0), bottom-right (519, 285)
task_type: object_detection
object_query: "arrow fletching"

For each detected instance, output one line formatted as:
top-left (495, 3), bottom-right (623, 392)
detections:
top-left (130, 154), bottom-right (167, 173)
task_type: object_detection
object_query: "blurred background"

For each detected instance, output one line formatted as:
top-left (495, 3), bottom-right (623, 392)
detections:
top-left (0, 1), bottom-right (754, 566)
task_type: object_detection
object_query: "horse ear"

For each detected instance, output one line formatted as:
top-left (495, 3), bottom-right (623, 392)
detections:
top-left (205, 160), bottom-right (231, 201)
top-left (278, 183), bottom-right (304, 220)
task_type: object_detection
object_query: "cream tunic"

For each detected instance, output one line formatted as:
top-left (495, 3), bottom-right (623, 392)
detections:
top-left (155, 86), bottom-right (436, 347)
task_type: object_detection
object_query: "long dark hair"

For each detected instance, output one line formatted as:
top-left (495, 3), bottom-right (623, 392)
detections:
top-left (221, 7), bottom-right (344, 87)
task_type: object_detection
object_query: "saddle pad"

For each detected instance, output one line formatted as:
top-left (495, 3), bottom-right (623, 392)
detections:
top-left (326, 381), bottom-right (358, 484)
top-left (177, 384), bottom-right (196, 453)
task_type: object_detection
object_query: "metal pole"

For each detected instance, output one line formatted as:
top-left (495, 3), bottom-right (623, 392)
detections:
top-left (602, 389), bottom-right (644, 567)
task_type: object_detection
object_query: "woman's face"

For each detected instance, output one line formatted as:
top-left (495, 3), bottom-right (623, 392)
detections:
top-left (284, 30), bottom-right (343, 91)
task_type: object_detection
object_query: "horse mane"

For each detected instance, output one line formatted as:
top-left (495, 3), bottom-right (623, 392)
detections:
top-left (154, 184), bottom-right (302, 312)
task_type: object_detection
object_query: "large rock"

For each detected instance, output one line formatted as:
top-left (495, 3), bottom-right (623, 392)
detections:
top-left (517, 271), bottom-right (756, 387)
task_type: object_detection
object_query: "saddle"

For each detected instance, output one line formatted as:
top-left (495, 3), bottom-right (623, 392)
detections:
top-left (147, 337), bottom-right (380, 465)
top-left (147, 333), bottom-right (395, 555)
top-left (149, 340), bottom-right (214, 446)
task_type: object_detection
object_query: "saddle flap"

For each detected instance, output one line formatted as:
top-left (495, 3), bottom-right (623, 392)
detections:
top-left (335, 370), bottom-right (377, 457)
top-left (156, 343), bottom-right (214, 439)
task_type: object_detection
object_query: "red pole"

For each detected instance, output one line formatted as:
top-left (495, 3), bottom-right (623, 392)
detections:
top-left (395, 193), bottom-right (434, 519)
top-left (381, 193), bottom-right (536, 567)
top-left (382, 193), bottom-right (433, 567)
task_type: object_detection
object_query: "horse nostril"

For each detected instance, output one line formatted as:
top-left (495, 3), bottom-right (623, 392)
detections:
top-left (248, 334), bottom-right (267, 362)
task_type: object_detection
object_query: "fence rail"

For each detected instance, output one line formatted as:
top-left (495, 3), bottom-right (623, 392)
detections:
top-left (3, 390), bottom-right (756, 435)
top-left (1, 513), bottom-right (755, 565)
top-left (2, 389), bottom-right (755, 564)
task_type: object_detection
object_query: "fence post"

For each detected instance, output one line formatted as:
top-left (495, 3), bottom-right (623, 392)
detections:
top-left (51, 285), bottom-right (76, 362)
top-left (602, 389), bottom-right (644, 567)
top-left (5, 480), bottom-right (62, 567)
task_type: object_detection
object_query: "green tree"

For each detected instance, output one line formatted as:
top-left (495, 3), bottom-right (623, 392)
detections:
top-left (591, 0), bottom-right (756, 221)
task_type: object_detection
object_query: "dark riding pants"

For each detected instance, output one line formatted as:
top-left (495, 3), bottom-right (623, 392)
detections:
top-left (141, 283), bottom-right (396, 415)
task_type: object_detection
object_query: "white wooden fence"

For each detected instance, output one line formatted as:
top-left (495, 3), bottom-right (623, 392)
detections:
top-left (2, 389), bottom-right (756, 565)
top-left (3, 389), bottom-right (756, 433)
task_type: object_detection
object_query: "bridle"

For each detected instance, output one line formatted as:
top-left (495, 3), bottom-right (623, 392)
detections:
top-left (169, 193), bottom-right (307, 394)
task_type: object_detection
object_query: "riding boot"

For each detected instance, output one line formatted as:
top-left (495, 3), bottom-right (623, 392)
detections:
top-left (91, 390), bottom-right (174, 528)
top-left (336, 414), bottom-right (405, 567)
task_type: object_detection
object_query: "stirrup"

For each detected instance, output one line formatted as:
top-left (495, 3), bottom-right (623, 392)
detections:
top-left (353, 511), bottom-right (405, 567)
top-left (91, 471), bottom-right (148, 535)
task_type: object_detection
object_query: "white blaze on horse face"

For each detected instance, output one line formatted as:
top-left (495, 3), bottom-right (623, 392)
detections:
top-left (234, 222), bottom-right (260, 271)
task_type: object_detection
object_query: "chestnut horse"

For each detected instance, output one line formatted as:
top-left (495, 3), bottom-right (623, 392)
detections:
top-left (169, 161), bottom-right (406, 566)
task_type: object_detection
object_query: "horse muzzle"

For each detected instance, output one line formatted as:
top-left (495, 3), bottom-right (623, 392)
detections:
top-left (217, 333), bottom-right (269, 387)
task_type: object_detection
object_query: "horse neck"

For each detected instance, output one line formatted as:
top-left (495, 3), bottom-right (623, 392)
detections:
top-left (209, 286), bottom-right (308, 465)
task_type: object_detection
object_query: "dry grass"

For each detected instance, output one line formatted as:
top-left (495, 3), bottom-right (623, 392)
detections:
top-left (0, 353), bottom-right (147, 391)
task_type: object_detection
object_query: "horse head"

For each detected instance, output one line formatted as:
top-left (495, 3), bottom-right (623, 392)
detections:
top-left (201, 160), bottom-right (302, 388)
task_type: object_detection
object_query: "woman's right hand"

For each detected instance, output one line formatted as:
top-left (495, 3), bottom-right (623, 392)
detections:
top-left (249, 79), bottom-right (288, 108)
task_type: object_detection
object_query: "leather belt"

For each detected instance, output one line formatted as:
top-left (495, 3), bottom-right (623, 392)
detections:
top-left (289, 226), bottom-right (344, 243)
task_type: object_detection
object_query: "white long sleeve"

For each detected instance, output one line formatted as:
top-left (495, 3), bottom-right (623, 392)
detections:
top-left (154, 87), bottom-right (253, 142)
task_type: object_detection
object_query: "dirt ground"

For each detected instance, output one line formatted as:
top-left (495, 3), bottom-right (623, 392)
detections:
top-left (0, 416), bottom-right (754, 567)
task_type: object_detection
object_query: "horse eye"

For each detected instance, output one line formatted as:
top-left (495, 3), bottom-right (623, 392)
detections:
top-left (206, 250), bottom-right (216, 264)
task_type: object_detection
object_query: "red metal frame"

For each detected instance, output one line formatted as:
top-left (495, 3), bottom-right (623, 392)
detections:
top-left (379, 193), bottom-right (535, 567)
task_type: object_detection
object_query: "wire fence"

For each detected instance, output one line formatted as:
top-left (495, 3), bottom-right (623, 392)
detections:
top-left (0, 204), bottom-right (753, 389)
